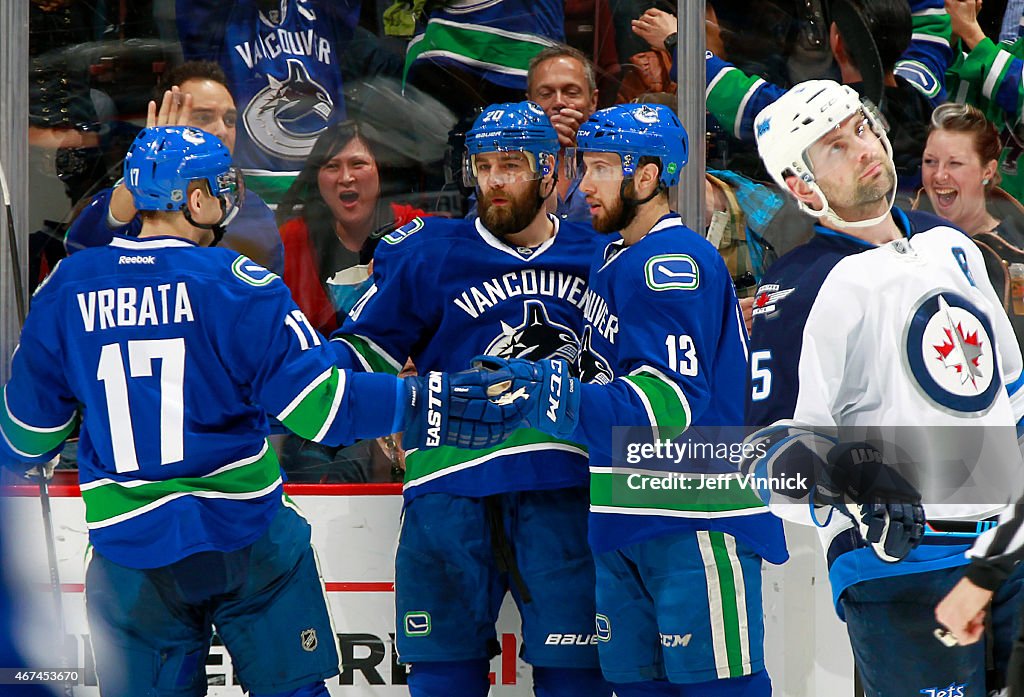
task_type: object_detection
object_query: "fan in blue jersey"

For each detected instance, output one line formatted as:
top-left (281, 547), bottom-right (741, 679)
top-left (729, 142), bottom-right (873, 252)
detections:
top-left (0, 125), bottom-right (532, 697)
top-left (329, 101), bottom-right (612, 697)
top-left (744, 79), bottom-right (1024, 696)
top-left (475, 103), bottom-right (788, 697)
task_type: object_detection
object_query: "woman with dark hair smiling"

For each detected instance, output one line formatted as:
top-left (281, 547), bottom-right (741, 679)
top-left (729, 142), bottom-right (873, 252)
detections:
top-left (277, 120), bottom-right (424, 334)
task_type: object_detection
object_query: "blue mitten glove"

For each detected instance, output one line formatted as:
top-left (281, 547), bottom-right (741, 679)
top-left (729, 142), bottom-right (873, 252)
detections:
top-left (401, 364), bottom-right (531, 450)
top-left (815, 442), bottom-right (926, 562)
top-left (468, 356), bottom-right (581, 439)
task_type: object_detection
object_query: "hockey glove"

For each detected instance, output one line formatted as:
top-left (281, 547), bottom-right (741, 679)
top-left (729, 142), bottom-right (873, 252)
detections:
top-left (815, 442), bottom-right (926, 563)
top-left (401, 365), bottom-right (532, 450)
top-left (25, 455), bottom-right (59, 481)
top-left (469, 356), bottom-right (581, 439)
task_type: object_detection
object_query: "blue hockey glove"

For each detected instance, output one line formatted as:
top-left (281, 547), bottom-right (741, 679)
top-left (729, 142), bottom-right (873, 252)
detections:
top-left (401, 365), bottom-right (532, 450)
top-left (815, 442), bottom-right (926, 563)
top-left (468, 356), bottom-right (581, 439)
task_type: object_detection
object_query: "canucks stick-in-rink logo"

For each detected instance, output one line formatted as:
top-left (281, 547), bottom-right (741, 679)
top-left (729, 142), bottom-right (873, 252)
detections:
top-left (243, 59), bottom-right (333, 161)
top-left (485, 300), bottom-right (580, 364)
top-left (905, 291), bottom-right (1000, 414)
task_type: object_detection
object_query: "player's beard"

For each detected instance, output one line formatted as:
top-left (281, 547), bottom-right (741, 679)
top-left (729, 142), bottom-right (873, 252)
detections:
top-left (479, 180), bottom-right (542, 238)
top-left (592, 181), bottom-right (640, 235)
top-left (822, 160), bottom-right (896, 217)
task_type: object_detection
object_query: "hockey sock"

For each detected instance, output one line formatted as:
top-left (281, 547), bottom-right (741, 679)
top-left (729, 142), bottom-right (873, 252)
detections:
top-left (251, 680), bottom-right (331, 697)
top-left (610, 680), bottom-right (682, 697)
top-left (532, 666), bottom-right (612, 697)
top-left (678, 670), bottom-right (772, 697)
top-left (407, 659), bottom-right (491, 697)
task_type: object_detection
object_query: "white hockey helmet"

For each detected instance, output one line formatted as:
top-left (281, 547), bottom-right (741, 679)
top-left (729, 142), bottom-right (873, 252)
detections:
top-left (754, 80), bottom-right (896, 228)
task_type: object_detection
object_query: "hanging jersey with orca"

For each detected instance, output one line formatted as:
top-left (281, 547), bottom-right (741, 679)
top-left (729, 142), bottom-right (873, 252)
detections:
top-left (331, 214), bottom-right (599, 500)
top-left (177, 0), bottom-right (358, 200)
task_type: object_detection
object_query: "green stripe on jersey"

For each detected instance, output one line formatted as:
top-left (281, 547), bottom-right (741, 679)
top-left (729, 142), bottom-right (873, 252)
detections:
top-left (82, 443), bottom-right (281, 527)
top-left (333, 334), bottom-right (402, 375)
top-left (0, 387), bottom-right (77, 458)
top-left (240, 172), bottom-right (297, 206)
top-left (278, 367), bottom-right (344, 440)
top-left (589, 470), bottom-right (766, 514)
top-left (403, 20), bottom-right (553, 84)
top-left (621, 372), bottom-right (689, 438)
top-left (404, 428), bottom-right (587, 489)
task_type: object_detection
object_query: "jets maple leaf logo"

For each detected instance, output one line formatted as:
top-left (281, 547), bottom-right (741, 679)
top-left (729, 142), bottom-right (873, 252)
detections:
top-left (932, 296), bottom-right (984, 388)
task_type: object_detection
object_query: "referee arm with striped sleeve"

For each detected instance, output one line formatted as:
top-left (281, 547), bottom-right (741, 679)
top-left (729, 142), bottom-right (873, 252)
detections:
top-left (936, 500), bottom-right (1024, 645)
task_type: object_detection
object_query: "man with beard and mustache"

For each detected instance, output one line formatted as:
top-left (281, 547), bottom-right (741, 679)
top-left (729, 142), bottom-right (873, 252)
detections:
top-left (329, 101), bottom-right (612, 697)
top-left (739, 80), bottom-right (1024, 696)
top-left (466, 103), bottom-right (787, 697)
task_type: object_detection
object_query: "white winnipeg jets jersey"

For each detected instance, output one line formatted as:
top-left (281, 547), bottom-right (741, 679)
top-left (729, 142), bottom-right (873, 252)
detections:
top-left (745, 209), bottom-right (1024, 608)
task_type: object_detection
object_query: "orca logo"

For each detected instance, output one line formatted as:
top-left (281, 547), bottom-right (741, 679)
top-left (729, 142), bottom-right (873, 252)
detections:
top-left (485, 300), bottom-right (580, 365)
top-left (904, 291), bottom-right (1000, 414)
top-left (576, 326), bottom-right (614, 385)
top-left (243, 59), bottom-right (334, 162)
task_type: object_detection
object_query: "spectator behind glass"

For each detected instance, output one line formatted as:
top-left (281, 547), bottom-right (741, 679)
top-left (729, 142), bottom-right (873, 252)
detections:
top-left (916, 102), bottom-right (1024, 347)
top-left (276, 121), bottom-right (425, 336)
top-left (176, 0), bottom-right (360, 204)
top-left (525, 44), bottom-right (598, 221)
top-left (64, 61), bottom-right (284, 274)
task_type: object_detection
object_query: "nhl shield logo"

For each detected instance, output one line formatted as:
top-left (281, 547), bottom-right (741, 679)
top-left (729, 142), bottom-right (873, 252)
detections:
top-left (300, 628), bottom-right (318, 652)
top-left (904, 291), bottom-right (1001, 414)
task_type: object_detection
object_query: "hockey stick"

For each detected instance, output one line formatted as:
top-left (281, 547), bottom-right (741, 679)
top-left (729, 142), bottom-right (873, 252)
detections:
top-left (0, 158), bottom-right (75, 696)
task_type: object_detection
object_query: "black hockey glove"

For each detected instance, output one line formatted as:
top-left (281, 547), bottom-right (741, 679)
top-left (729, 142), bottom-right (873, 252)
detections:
top-left (400, 364), bottom-right (532, 450)
top-left (815, 442), bottom-right (926, 563)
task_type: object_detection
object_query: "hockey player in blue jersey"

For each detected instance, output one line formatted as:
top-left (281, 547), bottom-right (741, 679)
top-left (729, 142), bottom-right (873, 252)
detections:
top-left (472, 103), bottom-right (788, 696)
top-left (329, 101), bottom-right (612, 697)
top-left (744, 79), bottom-right (1024, 696)
top-left (0, 125), bottom-right (532, 697)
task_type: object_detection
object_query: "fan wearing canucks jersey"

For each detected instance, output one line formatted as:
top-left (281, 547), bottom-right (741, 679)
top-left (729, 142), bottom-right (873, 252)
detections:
top-left (0, 126), bottom-right (530, 697)
top-left (330, 102), bottom-right (611, 697)
top-left (176, 0), bottom-right (359, 203)
top-left (745, 80), bottom-right (1024, 696)
top-left (477, 104), bottom-right (787, 697)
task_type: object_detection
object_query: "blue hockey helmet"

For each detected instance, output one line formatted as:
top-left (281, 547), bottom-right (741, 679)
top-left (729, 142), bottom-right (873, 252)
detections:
top-left (124, 126), bottom-right (237, 214)
top-left (570, 104), bottom-right (688, 187)
top-left (463, 101), bottom-right (559, 185)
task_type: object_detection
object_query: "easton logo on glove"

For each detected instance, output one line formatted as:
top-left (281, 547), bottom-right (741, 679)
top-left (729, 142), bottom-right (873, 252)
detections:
top-left (425, 373), bottom-right (444, 447)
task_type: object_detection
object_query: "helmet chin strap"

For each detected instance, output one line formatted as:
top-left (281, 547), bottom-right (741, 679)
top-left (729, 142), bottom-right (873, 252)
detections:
top-left (183, 197), bottom-right (232, 246)
top-left (802, 172), bottom-right (898, 230)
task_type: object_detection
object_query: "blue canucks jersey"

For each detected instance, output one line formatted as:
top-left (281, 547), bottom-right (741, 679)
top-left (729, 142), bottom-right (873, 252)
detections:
top-left (331, 214), bottom-right (596, 500)
top-left (404, 0), bottom-right (563, 90)
top-left (570, 214), bottom-right (787, 561)
top-left (177, 0), bottom-right (357, 193)
top-left (0, 236), bottom-right (401, 569)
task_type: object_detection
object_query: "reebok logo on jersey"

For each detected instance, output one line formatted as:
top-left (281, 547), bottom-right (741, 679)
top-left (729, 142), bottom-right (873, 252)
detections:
top-left (660, 633), bottom-right (692, 648)
top-left (118, 255), bottom-right (156, 265)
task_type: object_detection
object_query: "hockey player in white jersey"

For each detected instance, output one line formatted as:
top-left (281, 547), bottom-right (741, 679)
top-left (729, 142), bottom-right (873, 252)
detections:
top-left (746, 79), bottom-right (1024, 696)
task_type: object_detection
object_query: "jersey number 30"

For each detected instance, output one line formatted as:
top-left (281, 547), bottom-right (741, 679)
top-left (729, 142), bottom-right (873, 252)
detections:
top-left (97, 338), bottom-right (185, 473)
